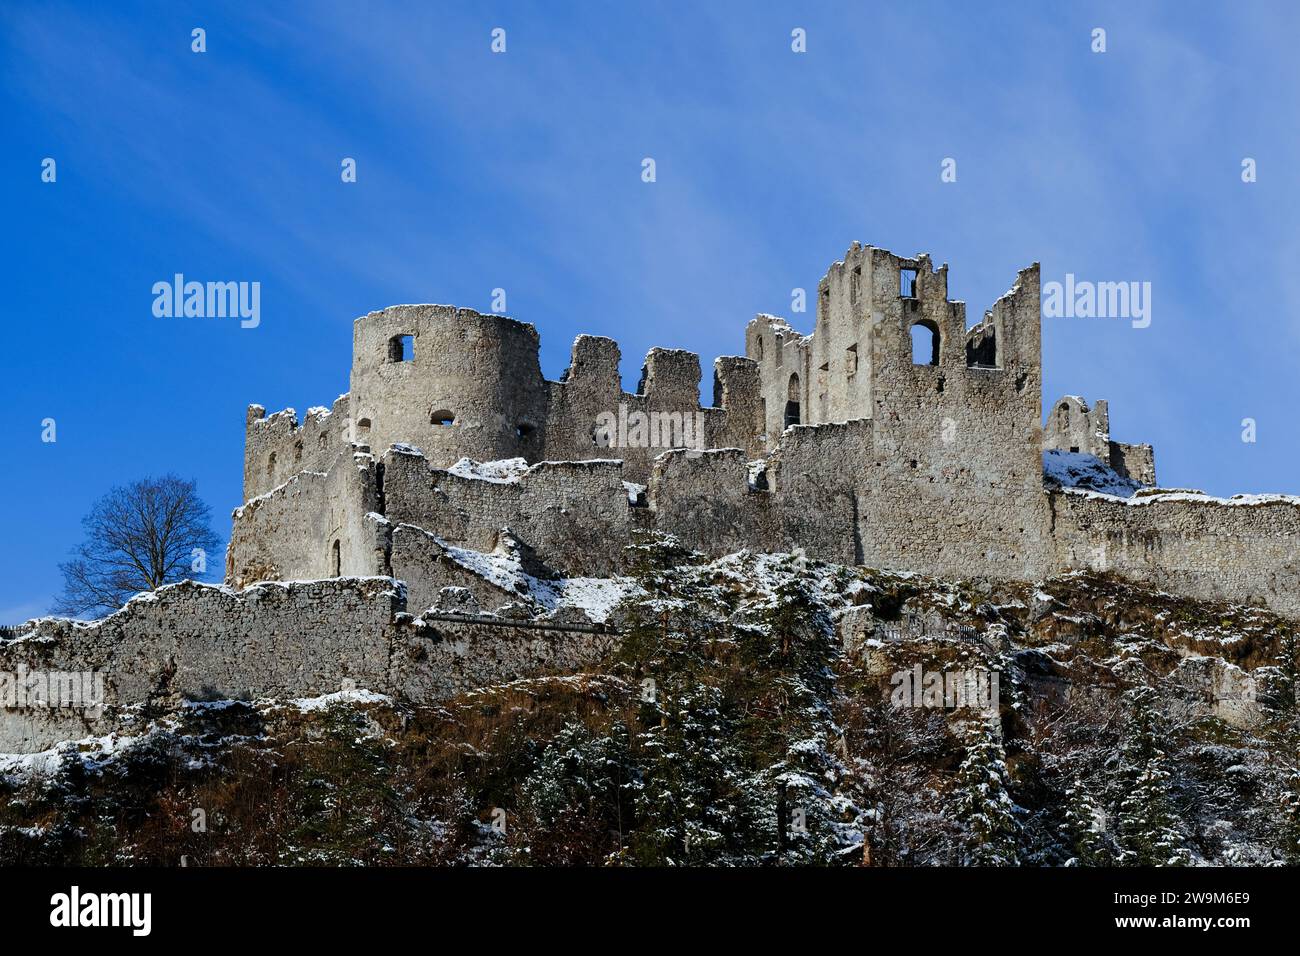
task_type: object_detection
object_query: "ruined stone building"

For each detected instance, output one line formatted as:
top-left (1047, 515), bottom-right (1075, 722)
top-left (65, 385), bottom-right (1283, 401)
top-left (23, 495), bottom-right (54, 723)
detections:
top-left (5, 240), bottom-right (1298, 753)
top-left (225, 241), bottom-right (1300, 618)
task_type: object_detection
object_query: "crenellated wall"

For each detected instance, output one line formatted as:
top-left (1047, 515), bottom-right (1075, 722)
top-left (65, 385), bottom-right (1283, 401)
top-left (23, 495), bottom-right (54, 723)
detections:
top-left (222, 241), bottom-right (1300, 622)
top-left (245, 316), bottom-right (766, 493)
top-left (538, 336), bottom-right (765, 477)
top-left (243, 394), bottom-right (351, 501)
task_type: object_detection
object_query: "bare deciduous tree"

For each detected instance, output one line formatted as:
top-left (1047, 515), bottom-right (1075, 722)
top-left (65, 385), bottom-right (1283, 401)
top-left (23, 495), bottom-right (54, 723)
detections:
top-left (54, 475), bottom-right (221, 617)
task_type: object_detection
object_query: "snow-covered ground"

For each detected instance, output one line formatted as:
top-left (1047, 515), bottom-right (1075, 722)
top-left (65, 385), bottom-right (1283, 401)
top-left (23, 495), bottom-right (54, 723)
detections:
top-left (0, 731), bottom-right (142, 780)
top-left (287, 688), bottom-right (393, 713)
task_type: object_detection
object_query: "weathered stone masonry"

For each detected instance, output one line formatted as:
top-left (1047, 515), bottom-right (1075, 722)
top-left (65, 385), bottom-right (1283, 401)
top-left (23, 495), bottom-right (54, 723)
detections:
top-left (5, 240), bottom-right (1300, 755)
top-left (0, 579), bottom-right (616, 752)
top-left (225, 241), bottom-right (1300, 619)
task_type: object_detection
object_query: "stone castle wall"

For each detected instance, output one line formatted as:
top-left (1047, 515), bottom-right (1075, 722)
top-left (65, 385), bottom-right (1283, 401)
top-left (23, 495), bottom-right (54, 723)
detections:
top-left (226, 451), bottom-right (386, 589)
top-left (1049, 490), bottom-right (1300, 617)
top-left (244, 395), bottom-right (351, 501)
top-left (381, 448), bottom-right (632, 576)
top-left (242, 308), bottom-right (770, 505)
top-left (387, 523), bottom-right (527, 615)
top-left (1043, 394), bottom-right (1156, 485)
top-left (0, 578), bottom-right (614, 752)
top-left (219, 241), bottom-right (1300, 622)
top-left (851, 254), bottom-right (1050, 582)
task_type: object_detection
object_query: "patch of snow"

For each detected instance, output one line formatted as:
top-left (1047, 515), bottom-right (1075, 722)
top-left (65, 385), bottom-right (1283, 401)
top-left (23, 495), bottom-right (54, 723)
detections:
top-left (1065, 486), bottom-right (1300, 508)
top-left (0, 732), bottom-right (143, 779)
top-left (1043, 449), bottom-right (1141, 497)
top-left (183, 699), bottom-right (246, 713)
top-left (435, 537), bottom-right (638, 623)
top-left (287, 688), bottom-right (393, 713)
top-left (445, 457), bottom-right (531, 483)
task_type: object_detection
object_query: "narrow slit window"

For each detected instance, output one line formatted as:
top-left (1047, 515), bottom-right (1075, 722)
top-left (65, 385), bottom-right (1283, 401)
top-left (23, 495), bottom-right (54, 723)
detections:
top-left (784, 373), bottom-right (801, 427)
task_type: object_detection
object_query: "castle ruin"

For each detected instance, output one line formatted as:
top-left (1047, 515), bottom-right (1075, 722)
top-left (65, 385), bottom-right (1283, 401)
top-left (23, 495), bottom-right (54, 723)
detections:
top-left (226, 241), bottom-right (1300, 618)
top-left (4, 241), bottom-right (1297, 753)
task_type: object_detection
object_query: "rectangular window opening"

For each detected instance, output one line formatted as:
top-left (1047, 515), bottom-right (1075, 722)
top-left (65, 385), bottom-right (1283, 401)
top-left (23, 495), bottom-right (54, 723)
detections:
top-left (900, 269), bottom-right (918, 299)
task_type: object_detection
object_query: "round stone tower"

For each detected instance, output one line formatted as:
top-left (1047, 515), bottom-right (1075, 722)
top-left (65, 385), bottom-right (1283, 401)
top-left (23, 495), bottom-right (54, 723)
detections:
top-left (349, 305), bottom-right (548, 467)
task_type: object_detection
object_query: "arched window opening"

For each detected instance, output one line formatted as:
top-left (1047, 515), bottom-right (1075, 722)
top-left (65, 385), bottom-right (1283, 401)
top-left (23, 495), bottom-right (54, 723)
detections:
top-left (331, 540), bottom-right (341, 577)
top-left (267, 451), bottom-right (276, 477)
top-left (910, 321), bottom-right (940, 365)
top-left (431, 410), bottom-right (455, 427)
top-left (516, 422), bottom-right (534, 440)
top-left (784, 373), bottom-right (801, 428)
top-left (1057, 402), bottom-right (1070, 431)
top-left (356, 418), bottom-right (372, 439)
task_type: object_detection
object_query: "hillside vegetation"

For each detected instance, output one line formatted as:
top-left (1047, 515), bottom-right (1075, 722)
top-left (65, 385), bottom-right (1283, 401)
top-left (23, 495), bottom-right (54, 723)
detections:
top-left (3, 535), bottom-right (1298, 866)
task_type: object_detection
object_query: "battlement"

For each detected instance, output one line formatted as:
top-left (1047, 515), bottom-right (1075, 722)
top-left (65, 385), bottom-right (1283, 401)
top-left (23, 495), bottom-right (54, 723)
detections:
top-left (743, 244), bottom-right (1042, 449)
top-left (243, 393), bottom-right (351, 500)
top-left (241, 244), bottom-right (1050, 505)
top-left (224, 241), bottom-right (1300, 621)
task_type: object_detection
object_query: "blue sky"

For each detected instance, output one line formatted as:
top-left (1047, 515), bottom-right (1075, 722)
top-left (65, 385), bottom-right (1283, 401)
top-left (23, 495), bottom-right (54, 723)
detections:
top-left (2, 1), bottom-right (1298, 621)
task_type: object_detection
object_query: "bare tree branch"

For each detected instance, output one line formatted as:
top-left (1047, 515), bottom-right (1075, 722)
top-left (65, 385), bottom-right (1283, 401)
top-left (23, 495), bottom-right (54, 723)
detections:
top-left (53, 475), bottom-right (222, 618)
